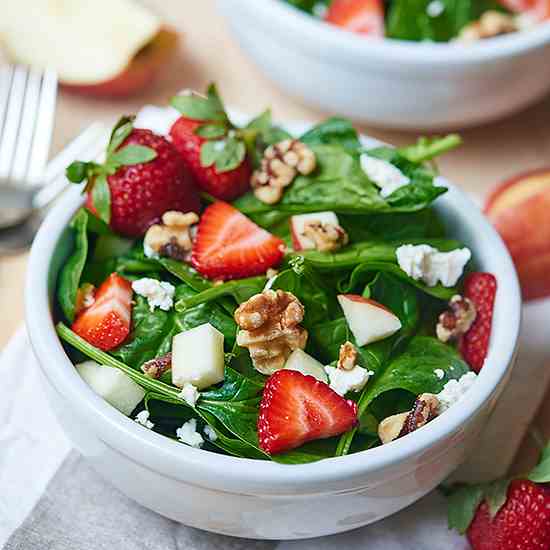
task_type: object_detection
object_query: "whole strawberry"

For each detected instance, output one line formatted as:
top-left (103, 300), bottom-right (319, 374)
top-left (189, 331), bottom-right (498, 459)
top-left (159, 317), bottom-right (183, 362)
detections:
top-left (170, 84), bottom-right (251, 201)
top-left (448, 442), bottom-right (550, 550)
top-left (67, 117), bottom-right (200, 237)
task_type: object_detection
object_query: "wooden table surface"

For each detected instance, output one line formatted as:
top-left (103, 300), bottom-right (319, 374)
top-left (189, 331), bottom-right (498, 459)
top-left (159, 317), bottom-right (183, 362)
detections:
top-left (1, 0), bottom-right (549, 468)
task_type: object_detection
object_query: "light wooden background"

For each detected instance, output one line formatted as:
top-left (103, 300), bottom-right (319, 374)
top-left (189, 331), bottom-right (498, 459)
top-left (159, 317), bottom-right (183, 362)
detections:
top-left (1, 0), bottom-right (549, 469)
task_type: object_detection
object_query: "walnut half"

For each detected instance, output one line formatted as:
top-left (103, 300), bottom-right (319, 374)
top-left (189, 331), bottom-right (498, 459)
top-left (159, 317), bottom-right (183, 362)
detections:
top-left (144, 211), bottom-right (199, 261)
top-left (337, 341), bottom-right (357, 371)
top-left (457, 11), bottom-right (518, 41)
top-left (378, 393), bottom-right (439, 444)
top-left (436, 295), bottom-right (477, 343)
top-left (302, 220), bottom-right (349, 252)
top-left (234, 289), bottom-right (308, 375)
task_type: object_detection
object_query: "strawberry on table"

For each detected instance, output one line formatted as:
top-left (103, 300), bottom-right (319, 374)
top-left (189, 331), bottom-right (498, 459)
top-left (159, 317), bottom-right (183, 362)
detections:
top-left (448, 441), bottom-right (550, 550)
top-left (325, 0), bottom-right (385, 36)
top-left (191, 201), bottom-right (285, 280)
top-left (72, 273), bottom-right (133, 351)
top-left (459, 273), bottom-right (497, 372)
top-left (258, 369), bottom-right (358, 455)
top-left (170, 84), bottom-right (251, 201)
top-left (66, 117), bottom-right (200, 237)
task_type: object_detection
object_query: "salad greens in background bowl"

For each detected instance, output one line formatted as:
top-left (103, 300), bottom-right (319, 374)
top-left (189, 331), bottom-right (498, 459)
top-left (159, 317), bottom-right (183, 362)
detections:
top-left (25, 92), bottom-right (521, 539)
top-left (216, 0), bottom-right (550, 129)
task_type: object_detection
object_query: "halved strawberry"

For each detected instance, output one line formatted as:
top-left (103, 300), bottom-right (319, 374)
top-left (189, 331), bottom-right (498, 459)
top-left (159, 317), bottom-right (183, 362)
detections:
top-left (325, 0), bottom-right (385, 36)
top-left (459, 273), bottom-right (497, 372)
top-left (72, 273), bottom-right (133, 351)
top-left (191, 202), bottom-right (285, 280)
top-left (498, 0), bottom-right (550, 19)
top-left (258, 369), bottom-right (358, 455)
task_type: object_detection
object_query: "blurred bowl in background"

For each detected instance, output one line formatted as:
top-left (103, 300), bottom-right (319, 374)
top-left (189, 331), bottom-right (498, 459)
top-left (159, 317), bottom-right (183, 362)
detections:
top-left (217, 0), bottom-right (550, 130)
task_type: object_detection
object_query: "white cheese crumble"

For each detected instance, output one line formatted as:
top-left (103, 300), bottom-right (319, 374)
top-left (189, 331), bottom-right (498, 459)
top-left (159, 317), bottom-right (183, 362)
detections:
top-left (203, 425), bottom-right (218, 442)
top-left (176, 419), bottom-right (204, 448)
top-left (179, 383), bottom-right (200, 407)
top-left (324, 365), bottom-right (372, 396)
top-left (427, 0), bottom-right (445, 17)
top-left (434, 368), bottom-right (445, 380)
top-left (132, 278), bottom-right (175, 312)
top-left (396, 244), bottom-right (471, 287)
top-left (360, 154), bottom-right (411, 198)
top-left (437, 371), bottom-right (478, 413)
top-left (134, 410), bottom-right (154, 429)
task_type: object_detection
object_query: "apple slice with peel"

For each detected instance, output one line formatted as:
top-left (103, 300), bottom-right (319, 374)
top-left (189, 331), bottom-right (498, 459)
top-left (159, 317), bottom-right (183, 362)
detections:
top-left (338, 294), bottom-right (402, 346)
top-left (76, 361), bottom-right (145, 416)
top-left (0, 0), bottom-right (177, 98)
top-left (172, 323), bottom-right (225, 390)
top-left (290, 211), bottom-right (340, 251)
top-left (284, 349), bottom-right (328, 383)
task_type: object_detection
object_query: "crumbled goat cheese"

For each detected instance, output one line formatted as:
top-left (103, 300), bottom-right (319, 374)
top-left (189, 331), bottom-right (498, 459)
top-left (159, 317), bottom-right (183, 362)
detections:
top-left (176, 419), bottom-right (204, 448)
top-left (427, 0), bottom-right (445, 17)
top-left (396, 244), bottom-right (471, 287)
top-left (132, 278), bottom-right (175, 311)
top-left (135, 410), bottom-right (154, 429)
top-left (360, 154), bottom-right (411, 198)
top-left (324, 365), bottom-right (372, 396)
top-left (203, 425), bottom-right (218, 442)
top-left (437, 372), bottom-right (478, 413)
top-left (179, 383), bottom-right (200, 407)
top-left (434, 368), bottom-right (445, 380)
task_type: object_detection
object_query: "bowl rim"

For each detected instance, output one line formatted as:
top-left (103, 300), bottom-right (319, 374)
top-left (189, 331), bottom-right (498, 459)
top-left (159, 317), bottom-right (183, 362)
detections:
top-left (227, 0), bottom-right (550, 66)
top-left (26, 137), bottom-right (521, 495)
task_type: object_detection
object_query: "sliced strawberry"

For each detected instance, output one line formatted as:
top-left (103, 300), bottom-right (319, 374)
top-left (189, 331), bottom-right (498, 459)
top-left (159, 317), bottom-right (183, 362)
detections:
top-left (325, 0), bottom-right (385, 36)
top-left (459, 273), bottom-right (497, 372)
top-left (258, 369), bottom-right (358, 455)
top-left (72, 273), bottom-right (133, 351)
top-left (191, 202), bottom-right (285, 280)
top-left (498, 0), bottom-right (550, 19)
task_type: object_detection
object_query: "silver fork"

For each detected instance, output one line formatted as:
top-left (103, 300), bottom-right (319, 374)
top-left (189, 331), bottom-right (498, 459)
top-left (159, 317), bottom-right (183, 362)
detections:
top-left (0, 65), bottom-right (58, 229)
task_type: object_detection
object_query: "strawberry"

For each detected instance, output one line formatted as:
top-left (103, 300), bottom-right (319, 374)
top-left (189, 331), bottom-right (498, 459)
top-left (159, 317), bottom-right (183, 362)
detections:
top-left (257, 369), bottom-right (358, 455)
top-left (325, 0), bottom-right (385, 36)
top-left (191, 201), bottom-right (284, 280)
top-left (448, 442), bottom-right (550, 550)
top-left (170, 84), bottom-right (251, 201)
top-left (72, 273), bottom-right (133, 351)
top-left (498, 0), bottom-right (550, 19)
top-left (67, 117), bottom-right (200, 237)
top-left (459, 273), bottom-right (497, 372)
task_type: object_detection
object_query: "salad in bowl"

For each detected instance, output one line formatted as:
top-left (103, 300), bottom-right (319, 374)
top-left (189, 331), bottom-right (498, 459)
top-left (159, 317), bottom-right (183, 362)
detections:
top-left (54, 85), bottom-right (497, 464)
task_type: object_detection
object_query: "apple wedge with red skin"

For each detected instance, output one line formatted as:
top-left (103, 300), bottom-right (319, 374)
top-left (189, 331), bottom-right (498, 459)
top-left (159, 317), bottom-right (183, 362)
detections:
top-left (484, 168), bottom-right (550, 301)
top-left (338, 294), bottom-right (402, 347)
top-left (290, 211), bottom-right (340, 251)
top-left (63, 28), bottom-right (178, 99)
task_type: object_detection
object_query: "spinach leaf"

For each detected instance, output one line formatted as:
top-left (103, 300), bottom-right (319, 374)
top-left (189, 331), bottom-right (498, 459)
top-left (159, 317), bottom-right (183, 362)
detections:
top-left (159, 258), bottom-right (212, 292)
top-left (273, 439), bottom-right (339, 464)
top-left (299, 117), bottom-right (361, 153)
top-left (398, 135), bottom-right (462, 163)
top-left (57, 209), bottom-right (89, 322)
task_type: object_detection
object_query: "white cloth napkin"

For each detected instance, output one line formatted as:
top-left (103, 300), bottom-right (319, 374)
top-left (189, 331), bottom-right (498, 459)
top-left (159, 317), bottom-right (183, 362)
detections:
top-left (1, 298), bottom-right (549, 548)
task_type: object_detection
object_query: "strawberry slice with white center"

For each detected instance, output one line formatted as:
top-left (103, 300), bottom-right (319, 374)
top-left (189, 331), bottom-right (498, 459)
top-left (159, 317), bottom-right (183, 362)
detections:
top-left (325, 0), bottom-right (385, 36)
top-left (258, 369), bottom-right (358, 455)
top-left (191, 202), bottom-right (285, 280)
top-left (72, 273), bottom-right (133, 351)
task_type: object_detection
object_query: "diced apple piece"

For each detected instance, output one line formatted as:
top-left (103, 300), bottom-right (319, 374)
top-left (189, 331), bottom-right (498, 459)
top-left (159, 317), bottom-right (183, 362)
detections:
top-left (338, 294), bottom-right (402, 347)
top-left (76, 360), bottom-right (144, 416)
top-left (290, 211), bottom-right (340, 251)
top-left (284, 349), bottom-right (328, 383)
top-left (171, 323), bottom-right (225, 390)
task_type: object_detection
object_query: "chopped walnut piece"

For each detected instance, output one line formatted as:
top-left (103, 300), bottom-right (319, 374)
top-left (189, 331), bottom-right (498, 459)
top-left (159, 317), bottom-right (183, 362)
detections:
top-left (302, 220), bottom-right (349, 252)
top-left (436, 294), bottom-right (477, 343)
top-left (234, 289), bottom-right (308, 375)
top-left (251, 139), bottom-right (316, 205)
top-left (457, 10), bottom-right (517, 42)
top-left (141, 352), bottom-right (172, 379)
top-left (144, 210), bottom-right (199, 261)
top-left (378, 393), bottom-right (439, 444)
top-left (337, 341), bottom-right (357, 371)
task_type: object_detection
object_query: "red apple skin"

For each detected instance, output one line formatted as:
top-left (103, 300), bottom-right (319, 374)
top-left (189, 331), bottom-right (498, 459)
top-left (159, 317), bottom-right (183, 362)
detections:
top-left (484, 168), bottom-right (550, 301)
top-left (339, 294), bottom-right (394, 314)
top-left (289, 219), bottom-right (304, 251)
top-left (62, 28), bottom-right (178, 99)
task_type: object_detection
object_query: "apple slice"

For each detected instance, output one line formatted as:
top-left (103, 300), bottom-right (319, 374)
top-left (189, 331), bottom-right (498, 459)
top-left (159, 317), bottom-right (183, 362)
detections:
top-left (1, 0), bottom-right (177, 98)
top-left (338, 294), bottom-right (402, 346)
top-left (484, 168), bottom-right (550, 300)
top-left (290, 211), bottom-right (340, 251)
top-left (284, 349), bottom-right (328, 383)
top-left (171, 323), bottom-right (225, 390)
top-left (76, 360), bottom-right (145, 416)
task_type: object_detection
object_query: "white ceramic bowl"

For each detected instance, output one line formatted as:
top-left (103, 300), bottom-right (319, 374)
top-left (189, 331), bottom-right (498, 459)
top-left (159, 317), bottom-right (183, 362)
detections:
top-left (217, 0), bottom-right (550, 130)
top-left (26, 170), bottom-right (520, 540)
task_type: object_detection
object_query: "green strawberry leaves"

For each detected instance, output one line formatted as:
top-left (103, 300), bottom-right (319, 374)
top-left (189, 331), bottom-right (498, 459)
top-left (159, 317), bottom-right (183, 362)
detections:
top-left (171, 84), bottom-right (228, 123)
top-left (528, 442), bottom-right (550, 483)
top-left (65, 116), bottom-right (157, 224)
top-left (200, 134), bottom-right (246, 173)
